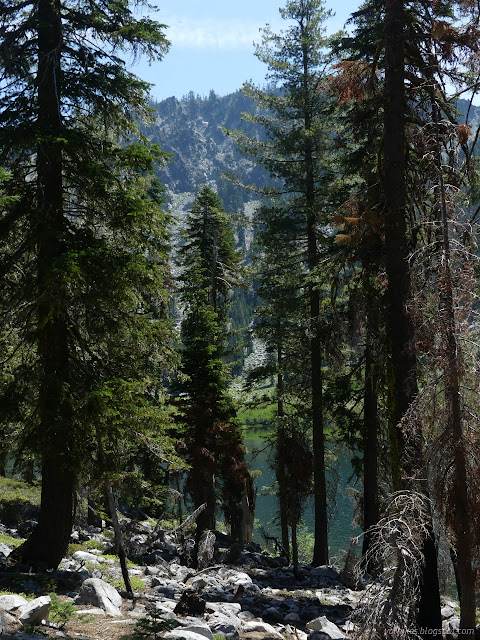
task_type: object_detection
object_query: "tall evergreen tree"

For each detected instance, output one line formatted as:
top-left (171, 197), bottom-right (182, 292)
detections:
top-left (178, 186), bottom-right (254, 551)
top-left (232, 0), bottom-right (335, 566)
top-left (0, 0), bottom-right (172, 568)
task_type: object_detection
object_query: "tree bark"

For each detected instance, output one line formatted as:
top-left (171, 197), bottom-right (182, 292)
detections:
top-left (301, 38), bottom-right (328, 567)
top-left (431, 96), bottom-right (476, 631)
top-left (383, 0), bottom-right (441, 633)
top-left (362, 282), bottom-right (380, 569)
top-left (13, 460), bottom-right (75, 569)
top-left (14, 0), bottom-right (76, 569)
top-left (276, 341), bottom-right (290, 562)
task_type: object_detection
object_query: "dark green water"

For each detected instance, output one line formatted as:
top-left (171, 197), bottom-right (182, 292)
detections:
top-left (245, 435), bottom-right (361, 561)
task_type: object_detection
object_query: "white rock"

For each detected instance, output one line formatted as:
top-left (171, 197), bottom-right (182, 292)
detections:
top-left (75, 578), bottom-right (122, 616)
top-left (238, 611), bottom-right (255, 620)
top-left (19, 595), bottom-right (51, 625)
top-left (207, 610), bottom-right (242, 636)
top-left (72, 550), bottom-right (104, 564)
top-left (176, 624), bottom-right (214, 640)
top-left (441, 605), bottom-right (455, 619)
top-left (164, 632), bottom-right (212, 640)
top-left (76, 608), bottom-right (108, 615)
top-left (306, 615), bottom-right (345, 639)
top-left (206, 602), bottom-right (241, 615)
top-left (242, 620), bottom-right (283, 637)
top-left (0, 594), bottom-right (28, 612)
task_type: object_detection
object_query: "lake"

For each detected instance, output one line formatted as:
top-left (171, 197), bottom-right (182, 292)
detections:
top-left (244, 434), bottom-right (361, 563)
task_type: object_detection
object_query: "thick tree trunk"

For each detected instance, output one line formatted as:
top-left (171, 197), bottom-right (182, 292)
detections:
top-left (383, 0), bottom-right (441, 633)
top-left (14, 0), bottom-right (76, 569)
top-left (14, 459), bottom-right (75, 569)
top-left (193, 461), bottom-right (216, 557)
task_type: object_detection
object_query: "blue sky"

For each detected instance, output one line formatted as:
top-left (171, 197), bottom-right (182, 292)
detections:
top-left (129, 0), bottom-right (356, 102)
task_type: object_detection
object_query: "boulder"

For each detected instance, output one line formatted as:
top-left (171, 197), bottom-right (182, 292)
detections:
top-left (441, 605), bottom-right (455, 620)
top-left (0, 594), bottom-right (28, 612)
top-left (285, 611), bottom-right (301, 623)
top-left (242, 620), bottom-right (283, 637)
top-left (164, 632), bottom-right (212, 640)
top-left (262, 606), bottom-right (283, 623)
top-left (17, 520), bottom-right (38, 536)
top-left (19, 595), bottom-right (51, 626)
top-left (311, 566), bottom-right (340, 581)
top-left (444, 616), bottom-right (460, 634)
top-left (209, 617), bottom-right (239, 638)
top-left (175, 623), bottom-right (214, 639)
top-left (306, 616), bottom-right (345, 639)
top-left (72, 550), bottom-right (104, 564)
top-left (74, 578), bottom-right (122, 616)
top-left (206, 602), bottom-right (241, 616)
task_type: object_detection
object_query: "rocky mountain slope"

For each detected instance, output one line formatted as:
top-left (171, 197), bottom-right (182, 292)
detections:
top-left (144, 90), bottom-right (269, 210)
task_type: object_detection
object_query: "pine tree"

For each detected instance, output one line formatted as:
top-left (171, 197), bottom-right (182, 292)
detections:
top-left (248, 199), bottom-right (310, 567)
top-left (0, 0), bottom-right (173, 568)
top-left (178, 186), bottom-right (253, 551)
top-left (231, 0), bottom-right (335, 566)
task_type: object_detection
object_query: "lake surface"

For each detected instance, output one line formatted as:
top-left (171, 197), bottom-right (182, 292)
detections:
top-left (244, 435), bottom-right (361, 562)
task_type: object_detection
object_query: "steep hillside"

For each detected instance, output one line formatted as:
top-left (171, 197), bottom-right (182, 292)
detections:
top-left (145, 90), bottom-right (270, 213)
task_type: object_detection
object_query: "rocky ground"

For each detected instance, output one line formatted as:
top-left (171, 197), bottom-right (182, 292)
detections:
top-left (0, 519), bottom-right (462, 640)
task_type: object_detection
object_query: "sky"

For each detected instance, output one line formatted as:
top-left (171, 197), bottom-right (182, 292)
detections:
top-left (129, 0), bottom-right (356, 102)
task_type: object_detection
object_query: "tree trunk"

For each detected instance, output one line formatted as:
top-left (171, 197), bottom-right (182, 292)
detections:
top-left (193, 463), bottom-right (216, 558)
top-left (291, 523), bottom-right (299, 579)
top-left (276, 341), bottom-right (290, 562)
top-left (301, 52), bottom-right (328, 568)
top-left (14, 459), bottom-right (76, 569)
top-left (362, 282), bottom-right (380, 569)
top-left (96, 428), bottom-right (133, 596)
top-left (14, 0), bottom-right (76, 569)
top-left (383, 0), bottom-right (441, 633)
top-left (431, 96), bottom-right (476, 631)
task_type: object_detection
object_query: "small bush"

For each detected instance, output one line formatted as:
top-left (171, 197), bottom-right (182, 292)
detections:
top-left (49, 592), bottom-right (76, 628)
top-left (111, 576), bottom-right (146, 593)
top-left (84, 539), bottom-right (105, 551)
top-left (67, 543), bottom-right (85, 556)
top-left (127, 604), bottom-right (179, 639)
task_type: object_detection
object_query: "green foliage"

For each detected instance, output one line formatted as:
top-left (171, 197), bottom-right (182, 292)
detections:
top-left (110, 576), bottom-right (147, 594)
top-left (67, 544), bottom-right (85, 556)
top-left (177, 186), bottom-right (252, 542)
top-left (0, 0), bottom-right (177, 566)
top-left (296, 524), bottom-right (315, 563)
top-left (0, 533), bottom-right (25, 548)
top-left (127, 604), bottom-right (180, 640)
top-left (84, 539), bottom-right (106, 552)
top-left (237, 403), bottom-right (276, 428)
top-left (48, 593), bottom-right (77, 628)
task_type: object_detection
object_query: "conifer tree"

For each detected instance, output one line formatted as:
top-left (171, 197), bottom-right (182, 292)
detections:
top-left (0, 0), bottom-right (173, 568)
top-left (178, 186), bottom-right (253, 551)
top-left (248, 200), bottom-right (309, 566)
top-left (232, 0), bottom-right (335, 566)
